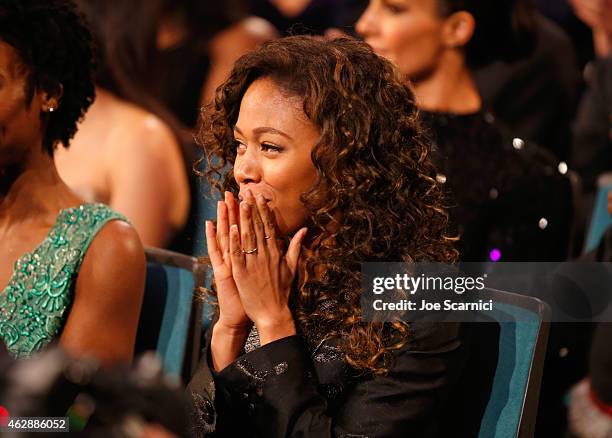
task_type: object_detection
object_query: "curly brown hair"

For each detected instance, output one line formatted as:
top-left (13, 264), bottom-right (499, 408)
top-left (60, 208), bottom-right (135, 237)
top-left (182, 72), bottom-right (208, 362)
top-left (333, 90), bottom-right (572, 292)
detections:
top-left (197, 36), bottom-right (458, 374)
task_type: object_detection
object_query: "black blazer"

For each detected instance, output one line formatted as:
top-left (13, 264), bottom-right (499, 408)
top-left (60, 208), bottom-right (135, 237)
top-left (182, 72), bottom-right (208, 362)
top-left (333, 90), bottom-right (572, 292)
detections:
top-left (187, 320), bottom-right (471, 437)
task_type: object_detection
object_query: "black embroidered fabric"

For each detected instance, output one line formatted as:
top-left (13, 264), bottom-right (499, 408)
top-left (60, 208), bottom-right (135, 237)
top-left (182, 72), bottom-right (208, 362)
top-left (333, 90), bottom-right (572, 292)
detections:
top-left (421, 110), bottom-right (573, 262)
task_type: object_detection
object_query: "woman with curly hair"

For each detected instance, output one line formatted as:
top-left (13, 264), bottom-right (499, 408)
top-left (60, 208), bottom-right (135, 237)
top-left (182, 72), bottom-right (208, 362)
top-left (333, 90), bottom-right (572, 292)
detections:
top-left (187, 36), bottom-right (467, 437)
top-left (0, 0), bottom-right (145, 365)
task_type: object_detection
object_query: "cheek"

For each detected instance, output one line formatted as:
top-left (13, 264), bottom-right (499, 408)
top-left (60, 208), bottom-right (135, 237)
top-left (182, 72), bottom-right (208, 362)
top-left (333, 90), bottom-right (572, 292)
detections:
top-left (267, 162), bottom-right (316, 233)
top-left (266, 155), bottom-right (316, 193)
top-left (0, 95), bottom-right (40, 143)
top-left (273, 168), bottom-right (313, 210)
top-left (387, 20), bottom-right (444, 76)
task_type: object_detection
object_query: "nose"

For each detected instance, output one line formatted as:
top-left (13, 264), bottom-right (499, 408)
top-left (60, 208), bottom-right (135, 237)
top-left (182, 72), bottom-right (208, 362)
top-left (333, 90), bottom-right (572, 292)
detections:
top-left (355, 2), bottom-right (377, 38)
top-left (234, 145), bottom-right (262, 185)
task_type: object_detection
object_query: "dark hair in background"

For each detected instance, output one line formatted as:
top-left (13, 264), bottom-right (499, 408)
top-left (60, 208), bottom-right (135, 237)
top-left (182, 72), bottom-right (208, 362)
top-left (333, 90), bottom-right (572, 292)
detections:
top-left (75, 0), bottom-right (246, 118)
top-left (0, 0), bottom-right (95, 154)
top-left (74, 0), bottom-right (179, 129)
top-left (437, 0), bottom-right (537, 67)
top-left (160, 0), bottom-right (249, 42)
top-left (76, 0), bottom-right (160, 97)
top-left (198, 36), bottom-right (458, 374)
top-left (75, 0), bottom-right (199, 163)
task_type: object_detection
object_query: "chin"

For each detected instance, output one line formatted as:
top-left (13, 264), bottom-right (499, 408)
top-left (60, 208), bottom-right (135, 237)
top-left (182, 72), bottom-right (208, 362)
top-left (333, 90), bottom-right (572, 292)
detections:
top-left (275, 219), bottom-right (303, 238)
top-left (276, 223), bottom-right (295, 238)
top-left (271, 210), bottom-right (290, 237)
top-left (271, 205), bottom-right (309, 237)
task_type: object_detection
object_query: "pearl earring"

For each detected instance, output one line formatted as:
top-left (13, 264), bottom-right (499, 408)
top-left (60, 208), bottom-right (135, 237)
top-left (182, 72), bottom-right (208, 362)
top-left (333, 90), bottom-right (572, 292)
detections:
top-left (48, 107), bottom-right (55, 112)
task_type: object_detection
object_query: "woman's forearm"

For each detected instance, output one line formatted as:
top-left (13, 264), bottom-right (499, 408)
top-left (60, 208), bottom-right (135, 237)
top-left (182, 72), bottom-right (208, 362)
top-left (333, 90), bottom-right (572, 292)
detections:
top-left (257, 316), bottom-right (297, 346)
top-left (211, 323), bottom-right (249, 372)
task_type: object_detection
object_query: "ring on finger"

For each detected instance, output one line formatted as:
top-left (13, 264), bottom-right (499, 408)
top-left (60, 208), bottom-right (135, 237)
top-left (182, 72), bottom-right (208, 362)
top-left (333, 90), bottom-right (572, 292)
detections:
top-left (242, 247), bottom-right (258, 254)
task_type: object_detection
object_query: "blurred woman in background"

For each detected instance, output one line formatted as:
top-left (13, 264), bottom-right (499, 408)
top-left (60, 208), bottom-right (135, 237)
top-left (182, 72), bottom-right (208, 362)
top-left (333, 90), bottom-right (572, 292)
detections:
top-left (356, 0), bottom-right (574, 263)
top-left (55, 0), bottom-right (191, 249)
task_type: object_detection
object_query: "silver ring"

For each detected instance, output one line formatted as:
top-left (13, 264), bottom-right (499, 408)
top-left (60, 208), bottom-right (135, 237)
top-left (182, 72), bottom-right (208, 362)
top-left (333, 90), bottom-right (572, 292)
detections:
top-left (264, 235), bottom-right (271, 240)
top-left (242, 247), bottom-right (258, 254)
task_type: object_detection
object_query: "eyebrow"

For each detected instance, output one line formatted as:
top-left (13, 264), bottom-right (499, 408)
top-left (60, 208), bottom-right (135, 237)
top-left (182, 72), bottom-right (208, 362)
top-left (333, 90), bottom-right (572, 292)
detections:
top-left (233, 125), bottom-right (293, 141)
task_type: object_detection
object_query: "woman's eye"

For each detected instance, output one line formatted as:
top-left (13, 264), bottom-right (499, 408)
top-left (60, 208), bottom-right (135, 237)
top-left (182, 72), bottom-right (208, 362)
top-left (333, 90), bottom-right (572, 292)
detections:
top-left (382, 0), bottom-right (405, 14)
top-left (234, 140), bottom-right (247, 152)
top-left (261, 143), bottom-right (282, 153)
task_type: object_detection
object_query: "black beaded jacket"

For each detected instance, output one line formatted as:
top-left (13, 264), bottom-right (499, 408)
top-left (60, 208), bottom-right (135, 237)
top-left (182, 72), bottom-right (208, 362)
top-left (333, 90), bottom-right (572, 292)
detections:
top-left (421, 110), bottom-right (574, 262)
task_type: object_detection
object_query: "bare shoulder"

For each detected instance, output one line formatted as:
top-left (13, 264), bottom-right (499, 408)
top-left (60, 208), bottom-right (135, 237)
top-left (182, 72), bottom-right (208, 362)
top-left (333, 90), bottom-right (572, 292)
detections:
top-left (102, 99), bottom-right (190, 239)
top-left (106, 100), bottom-right (188, 194)
top-left (110, 101), bottom-right (178, 156)
top-left (62, 218), bottom-right (146, 364)
top-left (88, 219), bottom-right (145, 258)
top-left (79, 219), bottom-right (146, 288)
top-left (105, 101), bottom-right (183, 178)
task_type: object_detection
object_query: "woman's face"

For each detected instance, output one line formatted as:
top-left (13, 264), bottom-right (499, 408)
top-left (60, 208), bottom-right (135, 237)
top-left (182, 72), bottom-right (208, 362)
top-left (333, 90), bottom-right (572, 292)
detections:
top-left (356, 0), bottom-right (448, 80)
top-left (0, 40), bottom-right (45, 166)
top-left (233, 77), bottom-right (319, 236)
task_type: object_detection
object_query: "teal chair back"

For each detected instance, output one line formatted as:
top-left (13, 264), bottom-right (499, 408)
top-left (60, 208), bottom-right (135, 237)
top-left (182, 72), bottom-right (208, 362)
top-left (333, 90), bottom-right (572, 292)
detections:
top-left (135, 248), bottom-right (204, 381)
top-left (192, 175), bottom-right (219, 332)
top-left (193, 171), bottom-right (220, 257)
top-left (476, 289), bottom-right (550, 438)
top-left (584, 172), bottom-right (612, 252)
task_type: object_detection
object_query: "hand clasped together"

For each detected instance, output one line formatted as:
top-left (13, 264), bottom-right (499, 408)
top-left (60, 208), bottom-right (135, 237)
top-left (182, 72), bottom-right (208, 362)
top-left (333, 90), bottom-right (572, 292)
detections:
top-left (205, 189), bottom-right (307, 369)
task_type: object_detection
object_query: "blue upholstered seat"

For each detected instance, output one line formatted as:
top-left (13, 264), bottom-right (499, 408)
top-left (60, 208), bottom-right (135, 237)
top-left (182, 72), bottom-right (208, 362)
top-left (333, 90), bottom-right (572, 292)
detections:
top-left (135, 248), bottom-right (203, 380)
top-left (584, 172), bottom-right (612, 253)
top-left (475, 289), bottom-right (550, 437)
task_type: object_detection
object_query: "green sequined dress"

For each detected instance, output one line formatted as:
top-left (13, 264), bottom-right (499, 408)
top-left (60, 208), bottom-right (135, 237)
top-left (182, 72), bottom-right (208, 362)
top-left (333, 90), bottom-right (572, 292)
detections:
top-left (0, 203), bottom-right (127, 358)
